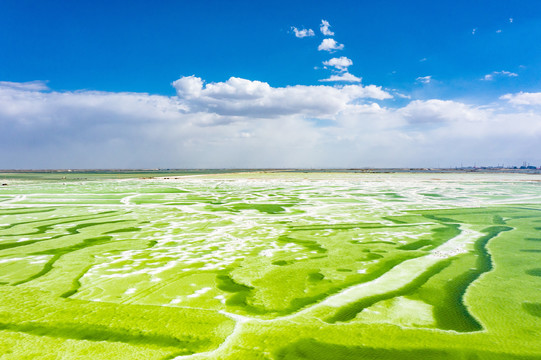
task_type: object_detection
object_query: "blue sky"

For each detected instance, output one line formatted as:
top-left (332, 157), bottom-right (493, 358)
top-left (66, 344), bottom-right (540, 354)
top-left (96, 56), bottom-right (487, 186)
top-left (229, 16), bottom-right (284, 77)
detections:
top-left (1, 0), bottom-right (541, 168)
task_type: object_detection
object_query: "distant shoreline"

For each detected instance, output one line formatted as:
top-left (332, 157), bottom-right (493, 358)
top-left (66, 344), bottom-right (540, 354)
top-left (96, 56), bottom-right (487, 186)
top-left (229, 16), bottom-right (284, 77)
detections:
top-left (1, 168), bottom-right (540, 175)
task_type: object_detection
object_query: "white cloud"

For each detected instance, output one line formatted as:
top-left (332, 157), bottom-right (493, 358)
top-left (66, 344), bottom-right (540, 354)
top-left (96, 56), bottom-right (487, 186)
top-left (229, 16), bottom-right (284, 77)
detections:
top-left (399, 99), bottom-right (488, 124)
top-left (394, 92), bottom-right (411, 99)
top-left (319, 72), bottom-right (362, 83)
top-left (500, 92), bottom-right (541, 106)
top-left (172, 75), bottom-right (204, 98)
top-left (510, 18), bottom-right (513, 23)
top-left (472, 28), bottom-right (477, 35)
top-left (322, 56), bottom-right (353, 71)
top-left (318, 38), bottom-right (344, 52)
top-left (291, 27), bottom-right (315, 38)
top-left (496, 29), bottom-right (502, 33)
top-left (172, 76), bottom-right (390, 117)
top-left (2, 80), bottom-right (541, 169)
top-left (0, 80), bottom-right (49, 91)
top-left (498, 70), bottom-right (518, 77)
top-left (482, 71), bottom-right (518, 81)
top-left (416, 76), bottom-right (432, 84)
top-left (320, 20), bottom-right (334, 36)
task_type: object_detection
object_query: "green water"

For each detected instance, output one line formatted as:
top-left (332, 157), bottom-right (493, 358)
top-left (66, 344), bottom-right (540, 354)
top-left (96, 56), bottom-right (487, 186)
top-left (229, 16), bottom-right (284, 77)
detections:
top-left (0, 172), bottom-right (540, 359)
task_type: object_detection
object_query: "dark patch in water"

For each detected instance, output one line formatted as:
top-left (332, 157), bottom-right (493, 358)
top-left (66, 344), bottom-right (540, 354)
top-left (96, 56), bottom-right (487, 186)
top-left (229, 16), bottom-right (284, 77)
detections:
top-left (492, 215), bottom-right (506, 224)
top-left (526, 268), bottom-right (541, 277)
top-left (359, 253), bottom-right (384, 261)
top-left (0, 321), bottom-right (202, 350)
top-left (424, 214), bottom-right (462, 223)
top-left (274, 338), bottom-right (541, 360)
top-left (397, 239), bottom-right (432, 250)
top-left (523, 302), bottom-right (541, 317)
top-left (276, 235), bottom-right (327, 253)
top-left (308, 272), bottom-right (324, 281)
top-left (272, 260), bottom-right (292, 266)
top-left (104, 227), bottom-right (141, 234)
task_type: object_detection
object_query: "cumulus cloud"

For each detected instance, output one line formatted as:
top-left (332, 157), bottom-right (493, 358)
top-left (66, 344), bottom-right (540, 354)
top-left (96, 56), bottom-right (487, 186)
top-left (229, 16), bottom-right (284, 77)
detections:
top-left (2, 80), bottom-right (541, 169)
top-left (320, 20), bottom-right (334, 36)
top-left (291, 27), bottom-right (315, 38)
top-left (318, 38), bottom-right (344, 52)
top-left (319, 72), bottom-right (362, 83)
top-left (482, 70), bottom-right (518, 81)
top-left (172, 76), bottom-right (389, 116)
top-left (323, 56), bottom-right (353, 72)
top-left (416, 76), bottom-right (432, 84)
top-left (500, 92), bottom-right (541, 106)
top-left (172, 75), bottom-right (204, 98)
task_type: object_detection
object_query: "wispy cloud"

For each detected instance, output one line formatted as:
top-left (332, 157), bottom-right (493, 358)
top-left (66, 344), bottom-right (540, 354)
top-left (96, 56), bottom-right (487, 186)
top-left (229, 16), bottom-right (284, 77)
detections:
top-left (416, 76), bottom-right (432, 84)
top-left (0, 80), bottom-right (49, 91)
top-left (482, 71), bottom-right (518, 81)
top-left (399, 99), bottom-right (488, 123)
top-left (320, 20), bottom-right (334, 36)
top-left (319, 72), bottom-right (362, 83)
top-left (472, 28), bottom-right (477, 35)
top-left (318, 38), bottom-right (344, 52)
top-left (291, 26), bottom-right (315, 38)
top-left (393, 91), bottom-right (411, 99)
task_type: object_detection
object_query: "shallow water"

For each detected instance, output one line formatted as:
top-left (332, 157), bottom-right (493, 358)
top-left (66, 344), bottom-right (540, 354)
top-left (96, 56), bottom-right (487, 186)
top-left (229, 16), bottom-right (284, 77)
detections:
top-left (1, 172), bottom-right (540, 359)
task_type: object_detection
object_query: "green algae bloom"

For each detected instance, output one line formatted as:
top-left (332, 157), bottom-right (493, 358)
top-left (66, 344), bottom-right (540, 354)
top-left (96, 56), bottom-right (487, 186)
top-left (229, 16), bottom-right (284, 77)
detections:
top-left (0, 172), bottom-right (540, 359)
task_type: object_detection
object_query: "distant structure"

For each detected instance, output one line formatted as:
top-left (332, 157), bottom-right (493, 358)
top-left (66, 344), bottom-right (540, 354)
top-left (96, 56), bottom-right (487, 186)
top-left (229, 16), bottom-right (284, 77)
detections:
top-left (454, 162), bottom-right (540, 172)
